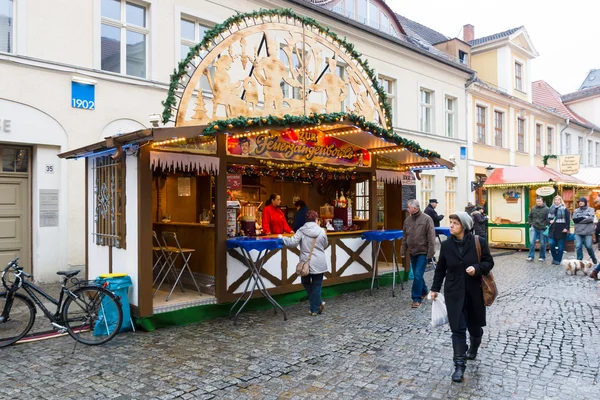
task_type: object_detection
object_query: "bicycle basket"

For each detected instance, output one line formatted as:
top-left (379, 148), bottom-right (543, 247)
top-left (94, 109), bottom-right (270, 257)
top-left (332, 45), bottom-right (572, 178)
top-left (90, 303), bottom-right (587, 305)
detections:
top-left (1, 266), bottom-right (23, 292)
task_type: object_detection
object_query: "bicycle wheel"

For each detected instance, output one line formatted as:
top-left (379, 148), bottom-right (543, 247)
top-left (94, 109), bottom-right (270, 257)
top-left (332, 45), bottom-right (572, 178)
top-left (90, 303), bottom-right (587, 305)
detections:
top-left (0, 292), bottom-right (36, 348)
top-left (62, 286), bottom-right (123, 345)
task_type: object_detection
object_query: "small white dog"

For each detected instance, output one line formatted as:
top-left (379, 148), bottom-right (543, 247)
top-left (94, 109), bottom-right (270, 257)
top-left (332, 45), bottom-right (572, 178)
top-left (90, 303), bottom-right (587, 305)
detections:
top-left (561, 259), bottom-right (595, 276)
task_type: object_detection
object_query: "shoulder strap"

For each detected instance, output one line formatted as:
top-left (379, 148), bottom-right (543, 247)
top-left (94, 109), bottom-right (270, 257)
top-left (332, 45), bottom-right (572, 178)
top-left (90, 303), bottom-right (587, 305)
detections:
top-left (474, 235), bottom-right (481, 263)
top-left (306, 237), bottom-right (318, 261)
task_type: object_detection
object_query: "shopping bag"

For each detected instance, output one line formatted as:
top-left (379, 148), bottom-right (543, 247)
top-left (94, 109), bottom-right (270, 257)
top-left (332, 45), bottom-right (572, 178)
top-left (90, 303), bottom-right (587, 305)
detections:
top-left (542, 226), bottom-right (549, 237)
top-left (430, 292), bottom-right (448, 327)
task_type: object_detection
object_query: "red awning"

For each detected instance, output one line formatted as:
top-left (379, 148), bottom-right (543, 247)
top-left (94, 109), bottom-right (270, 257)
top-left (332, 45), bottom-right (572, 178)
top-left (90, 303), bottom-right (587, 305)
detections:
top-left (483, 166), bottom-right (589, 186)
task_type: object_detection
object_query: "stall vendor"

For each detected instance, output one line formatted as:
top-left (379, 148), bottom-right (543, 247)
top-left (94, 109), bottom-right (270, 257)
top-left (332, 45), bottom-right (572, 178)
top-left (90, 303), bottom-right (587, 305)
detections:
top-left (263, 193), bottom-right (294, 235)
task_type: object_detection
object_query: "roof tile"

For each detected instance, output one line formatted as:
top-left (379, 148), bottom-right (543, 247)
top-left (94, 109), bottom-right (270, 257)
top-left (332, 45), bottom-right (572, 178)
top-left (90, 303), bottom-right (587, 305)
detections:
top-left (468, 26), bottom-right (522, 46)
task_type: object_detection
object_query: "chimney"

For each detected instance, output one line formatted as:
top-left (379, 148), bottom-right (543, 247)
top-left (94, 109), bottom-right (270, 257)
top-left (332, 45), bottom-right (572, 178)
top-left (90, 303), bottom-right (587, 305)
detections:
top-left (463, 24), bottom-right (474, 43)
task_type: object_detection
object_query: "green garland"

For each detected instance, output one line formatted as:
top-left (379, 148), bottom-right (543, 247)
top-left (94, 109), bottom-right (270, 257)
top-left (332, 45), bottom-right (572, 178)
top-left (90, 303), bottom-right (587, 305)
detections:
top-left (542, 154), bottom-right (557, 167)
top-left (201, 112), bottom-right (440, 159)
top-left (161, 8), bottom-right (393, 129)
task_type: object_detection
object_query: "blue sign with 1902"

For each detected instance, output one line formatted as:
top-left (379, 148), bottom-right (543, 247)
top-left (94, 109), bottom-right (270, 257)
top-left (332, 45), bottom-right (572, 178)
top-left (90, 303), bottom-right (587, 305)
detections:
top-left (71, 82), bottom-right (95, 110)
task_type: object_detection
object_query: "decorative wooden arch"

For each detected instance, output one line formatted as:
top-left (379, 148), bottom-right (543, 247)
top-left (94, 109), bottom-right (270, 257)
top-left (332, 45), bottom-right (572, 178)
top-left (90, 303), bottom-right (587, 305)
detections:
top-left (162, 9), bottom-right (392, 131)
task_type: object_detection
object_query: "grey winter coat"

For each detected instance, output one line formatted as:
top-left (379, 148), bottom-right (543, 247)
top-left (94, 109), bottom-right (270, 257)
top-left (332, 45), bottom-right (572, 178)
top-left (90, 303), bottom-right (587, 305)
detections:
top-left (528, 204), bottom-right (549, 230)
top-left (572, 206), bottom-right (596, 236)
top-left (282, 222), bottom-right (329, 274)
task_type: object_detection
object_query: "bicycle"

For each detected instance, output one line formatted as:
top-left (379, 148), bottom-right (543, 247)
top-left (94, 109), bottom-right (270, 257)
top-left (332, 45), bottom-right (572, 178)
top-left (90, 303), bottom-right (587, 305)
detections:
top-left (0, 258), bottom-right (123, 348)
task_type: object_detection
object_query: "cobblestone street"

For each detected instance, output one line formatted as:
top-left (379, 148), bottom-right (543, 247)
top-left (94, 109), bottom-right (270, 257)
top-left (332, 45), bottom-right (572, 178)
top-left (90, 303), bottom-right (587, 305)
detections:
top-left (2, 250), bottom-right (600, 400)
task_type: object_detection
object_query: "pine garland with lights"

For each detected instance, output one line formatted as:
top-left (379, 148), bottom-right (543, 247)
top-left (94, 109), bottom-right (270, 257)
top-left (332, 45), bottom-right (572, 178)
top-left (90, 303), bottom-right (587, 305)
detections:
top-left (161, 8), bottom-right (393, 129)
top-left (542, 154), bottom-right (557, 166)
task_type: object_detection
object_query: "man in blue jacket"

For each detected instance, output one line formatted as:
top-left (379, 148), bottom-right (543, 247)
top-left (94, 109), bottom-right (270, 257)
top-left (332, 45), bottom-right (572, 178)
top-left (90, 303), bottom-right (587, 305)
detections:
top-left (292, 200), bottom-right (309, 232)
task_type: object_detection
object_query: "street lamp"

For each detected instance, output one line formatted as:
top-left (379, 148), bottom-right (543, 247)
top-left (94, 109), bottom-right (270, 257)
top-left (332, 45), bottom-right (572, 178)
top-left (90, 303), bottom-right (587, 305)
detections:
top-left (471, 165), bottom-right (494, 192)
top-left (485, 165), bottom-right (495, 178)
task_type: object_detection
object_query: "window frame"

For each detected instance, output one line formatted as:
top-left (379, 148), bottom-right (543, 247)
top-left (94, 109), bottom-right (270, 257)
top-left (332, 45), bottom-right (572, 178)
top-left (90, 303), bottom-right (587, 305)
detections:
top-left (587, 139), bottom-right (593, 166)
top-left (564, 133), bottom-right (571, 155)
top-left (379, 75), bottom-right (395, 124)
top-left (578, 136), bottom-right (584, 163)
top-left (445, 177), bottom-right (456, 218)
top-left (596, 142), bottom-right (600, 166)
top-left (419, 88), bottom-right (433, 133)
top-left (100, 0), bottom-right (150, 78)
top-left (420, 175), bottom-right (433, 207)
top-left (476, 105), bottom-right (486, 144)
top-left (444, 96), bottom-right (457, 138)
top-left (494, 110), bottom-right (504, 147)
top-left (0, 0), bottom-right (14, 54)
top-left (535, 123), bottom-right (542, 156)
top-left (92, 155), bottom-right (126, 249)
top-left (547, 126), bottom-right (553, 154)
top-left (515, 61), bottom-right (523, 92)
top-left (517, 118), bottom-right (526, 152)
top-left (354, 181), bottom-right (369, 220)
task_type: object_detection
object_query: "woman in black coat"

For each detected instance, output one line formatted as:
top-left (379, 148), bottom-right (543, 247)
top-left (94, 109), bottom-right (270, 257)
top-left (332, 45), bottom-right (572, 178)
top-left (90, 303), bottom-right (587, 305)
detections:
top-left (547, 195), bottom-right (570, 265)
top-left (430, 212), bottom-right (494, 383)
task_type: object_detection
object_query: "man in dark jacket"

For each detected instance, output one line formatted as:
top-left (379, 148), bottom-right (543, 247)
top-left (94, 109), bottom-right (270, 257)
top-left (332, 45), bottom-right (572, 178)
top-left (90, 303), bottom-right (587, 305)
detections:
top-left (470, 206), bottom-right (488, 239)
top-left (430, 212), bottom-right (494, 383)
top-left (527, 196), bottom-right (549, 262)
top-left (401, 199), bottom-right (436, 309)
top-left (424, 199), bottom-right (444, 227)
top-left (292, 200), bottom-right (309, 232)
top-left (572, 197), bottom-right (598, 264)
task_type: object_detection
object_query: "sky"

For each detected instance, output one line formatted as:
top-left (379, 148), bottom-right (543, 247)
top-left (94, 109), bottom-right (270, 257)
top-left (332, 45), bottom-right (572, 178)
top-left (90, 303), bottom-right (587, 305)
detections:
top-left (387, 0), bottom-right (600, 95)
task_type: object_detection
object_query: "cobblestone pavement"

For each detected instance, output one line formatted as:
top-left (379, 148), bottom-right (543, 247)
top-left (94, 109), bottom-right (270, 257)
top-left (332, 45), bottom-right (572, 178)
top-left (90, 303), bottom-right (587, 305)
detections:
top-left (2, 250), bottom-right (600, 399)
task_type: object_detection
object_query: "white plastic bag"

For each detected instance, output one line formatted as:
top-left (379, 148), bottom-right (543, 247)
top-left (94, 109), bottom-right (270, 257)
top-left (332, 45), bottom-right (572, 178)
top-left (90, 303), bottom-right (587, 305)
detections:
top-left (430, 292), bottom-right (449, 327)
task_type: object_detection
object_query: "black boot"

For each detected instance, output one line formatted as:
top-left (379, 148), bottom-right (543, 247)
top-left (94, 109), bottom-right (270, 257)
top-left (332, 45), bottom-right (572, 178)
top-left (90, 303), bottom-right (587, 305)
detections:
top-left (451, 342), bottom-right (467, 382)
top-left (466, 336), bottom-right (482, 360)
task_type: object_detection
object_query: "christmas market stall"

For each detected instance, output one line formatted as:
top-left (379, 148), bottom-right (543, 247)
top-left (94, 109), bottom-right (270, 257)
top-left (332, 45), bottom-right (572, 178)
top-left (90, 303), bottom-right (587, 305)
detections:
top-left (482, 166), bottom-right (598, 249)
top-left (58, 9), bottom-right (451, 326)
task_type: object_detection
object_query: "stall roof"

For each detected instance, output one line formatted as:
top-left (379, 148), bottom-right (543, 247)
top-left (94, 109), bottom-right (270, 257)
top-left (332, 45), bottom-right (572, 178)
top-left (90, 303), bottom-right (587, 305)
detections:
top-left (483, 166), bottom-right (594, 188)
top-left (573, 167), bottom-right (600, 185)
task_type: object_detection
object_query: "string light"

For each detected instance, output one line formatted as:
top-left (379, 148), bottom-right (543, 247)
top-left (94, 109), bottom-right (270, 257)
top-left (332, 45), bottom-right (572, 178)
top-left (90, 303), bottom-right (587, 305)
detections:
top-left (324, 128), bottom-right (362, 137)
top-left (152, 137), bottom-right (187, 147)
top-left (369, 147), bottom-right (405, 155)
top-left (231, 130), bottom-right (270, 139)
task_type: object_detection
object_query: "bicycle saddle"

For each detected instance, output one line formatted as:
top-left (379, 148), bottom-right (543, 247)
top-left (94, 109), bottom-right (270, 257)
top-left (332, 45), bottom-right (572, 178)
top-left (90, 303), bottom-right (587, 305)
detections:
top-left (56, 270), bottom-right (80, 278)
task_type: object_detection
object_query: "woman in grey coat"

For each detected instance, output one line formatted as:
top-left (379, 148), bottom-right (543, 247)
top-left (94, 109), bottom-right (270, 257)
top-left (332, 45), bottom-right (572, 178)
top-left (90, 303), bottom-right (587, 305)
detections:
top-left (281, 210), bottom-right (329, 316)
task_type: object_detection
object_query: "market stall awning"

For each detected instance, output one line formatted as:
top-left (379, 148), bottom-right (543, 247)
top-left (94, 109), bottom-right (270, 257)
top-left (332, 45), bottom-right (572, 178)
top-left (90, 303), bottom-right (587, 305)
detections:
top-left (483, 166), bottom-right (595, 188)
top-left (573, 167), bottom-right (600, 185)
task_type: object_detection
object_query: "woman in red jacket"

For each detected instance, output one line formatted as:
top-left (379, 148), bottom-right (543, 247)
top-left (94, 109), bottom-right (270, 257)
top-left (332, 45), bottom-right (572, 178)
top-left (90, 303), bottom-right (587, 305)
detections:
top-left (262, 193), bottom-right (293, 235)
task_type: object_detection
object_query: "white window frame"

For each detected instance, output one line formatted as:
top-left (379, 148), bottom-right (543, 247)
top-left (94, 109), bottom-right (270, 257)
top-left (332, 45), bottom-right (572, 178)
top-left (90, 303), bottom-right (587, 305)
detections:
top-left (379, 75), bottom-right (395, 125)
top-left (596, 142), bottom-right (600, 166)
top-left (564, 133), bottom-right (571, 155)
top-left (0, 0), bottom-right (14, 54)
top-left (420, 175), bottom-right (433, 207)
top-left (515, 61), bottom-right (524, 92)
top-left (476, 105), bottom-right (486, 144)
top-left (587, 139), bottom-right (593, 166)
top-left (517, 117), bottom-right (526, 152)
top-left (547, 126), bottom-right (553, 154)
top-left (180, 17), bottom-right (211, 61)
top-left (99, 0), bottom-right (150, 79)
top-left (493, 109), bottom-right (504, 147)
top-left (535, 123), bottom-right (542, 156)
top-left (354, 181), bottom-right (369, 220)
top-left (445, 177), bottom-right (456, 217)
top-left (419, 88), bottom-right (433, 133)
top-left (578, 136), bottom-right (584, 163)
top-left (445, 96), bottom-right (457, 138)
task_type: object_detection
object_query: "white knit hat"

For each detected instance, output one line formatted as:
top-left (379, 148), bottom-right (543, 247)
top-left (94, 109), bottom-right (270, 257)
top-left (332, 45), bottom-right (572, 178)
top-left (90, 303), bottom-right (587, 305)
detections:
top-left (454, 211), bottom-right (473, 231)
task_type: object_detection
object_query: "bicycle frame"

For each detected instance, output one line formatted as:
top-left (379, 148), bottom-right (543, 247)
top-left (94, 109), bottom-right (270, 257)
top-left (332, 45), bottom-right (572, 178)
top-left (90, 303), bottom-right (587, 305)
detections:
top-left (19, 279), bottom-right (70, 323)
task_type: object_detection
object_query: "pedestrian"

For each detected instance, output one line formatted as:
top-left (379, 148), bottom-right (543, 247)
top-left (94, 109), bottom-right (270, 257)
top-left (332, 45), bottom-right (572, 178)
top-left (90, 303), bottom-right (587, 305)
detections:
top-left (292, 199), bottom-right (309, 232)
top-left (470, 206), bottom-right (488, 239)
top-left (572, 197), bottom-right (598, 264)
top-left (262, 193), bottom-right (294, 236)
top-left (281, 210), bottom-right (328, 316)
top-left (526, 196), bottom-right (549, 262)
top-left (430, 212), bottom-right (494, 383)
top-left (464, 202), bottom-right (475, 215)
top-left (593, 222), bottom-right (600, 280)
top-left (400, 199), bottom-right (436, 309)
top-left (547, 195), bottom-right (571, 265)
top-left (424, 199), bottom-right (444, 227)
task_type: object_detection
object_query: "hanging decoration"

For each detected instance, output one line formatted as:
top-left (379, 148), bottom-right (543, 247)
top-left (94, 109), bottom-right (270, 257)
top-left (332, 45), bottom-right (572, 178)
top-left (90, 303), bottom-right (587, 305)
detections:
top-left (226, 163), bottom-right (358, 181)
top-left (150, 151), bottom-right (219, 174)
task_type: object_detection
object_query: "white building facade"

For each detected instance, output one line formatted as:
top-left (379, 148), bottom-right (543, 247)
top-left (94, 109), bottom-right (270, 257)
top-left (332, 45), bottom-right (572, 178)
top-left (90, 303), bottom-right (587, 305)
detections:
top-left (0, 0), bottom-right (471, 280)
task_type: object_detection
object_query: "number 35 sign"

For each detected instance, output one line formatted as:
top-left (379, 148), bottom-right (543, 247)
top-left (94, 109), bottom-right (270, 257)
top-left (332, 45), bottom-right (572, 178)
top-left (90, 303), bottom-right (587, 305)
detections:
top-left (71, 81), bottom-right (95, 110)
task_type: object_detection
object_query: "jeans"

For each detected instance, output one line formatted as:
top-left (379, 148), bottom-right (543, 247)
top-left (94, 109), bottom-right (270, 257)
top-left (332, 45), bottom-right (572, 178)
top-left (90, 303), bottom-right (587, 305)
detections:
top-left (301, 273), bottom-right (324, 313)
top-left (548, 237), bottom-right (565, 263)
top-left (410, 254), bottom-right (429, 303)
top-left (575, 234), bottom-right (598, 263)
top-left (450, 307), bottom-right (483, 346)
top-left (528, 228), bottom-right (547, 260)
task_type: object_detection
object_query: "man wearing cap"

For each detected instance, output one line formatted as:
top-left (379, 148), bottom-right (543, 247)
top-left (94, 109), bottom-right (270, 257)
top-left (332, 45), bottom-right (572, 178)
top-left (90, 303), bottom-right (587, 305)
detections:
top-left (401, 199), bottom-right (436, 308)
top-left (424, 199), bottom-right (444, 228)
top-left (572, 197), bottom-right (598, 264)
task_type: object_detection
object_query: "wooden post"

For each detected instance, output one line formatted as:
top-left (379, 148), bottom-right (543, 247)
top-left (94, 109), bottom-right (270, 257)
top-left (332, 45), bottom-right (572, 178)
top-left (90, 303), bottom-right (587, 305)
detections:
top-left (214, 134), bottom-right (228, 303)
top-left (137, 145), bottom-right (153, 317)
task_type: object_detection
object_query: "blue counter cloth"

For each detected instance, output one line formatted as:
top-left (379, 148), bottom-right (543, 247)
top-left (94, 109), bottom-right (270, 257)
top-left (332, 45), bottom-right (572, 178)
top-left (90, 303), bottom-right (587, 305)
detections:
top-left (226, 237), bottom-right (284, 252)
top-left (362, 230), bottom-right (403, 242)
top-left (435, 227), bottom-right (451, 237)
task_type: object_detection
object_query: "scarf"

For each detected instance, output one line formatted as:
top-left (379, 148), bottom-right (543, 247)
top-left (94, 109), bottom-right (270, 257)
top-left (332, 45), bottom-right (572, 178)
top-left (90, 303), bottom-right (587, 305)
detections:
top-left (452, 232), bottom-right (472, 258)
top-left (549, 205), bottom-right (566, 224)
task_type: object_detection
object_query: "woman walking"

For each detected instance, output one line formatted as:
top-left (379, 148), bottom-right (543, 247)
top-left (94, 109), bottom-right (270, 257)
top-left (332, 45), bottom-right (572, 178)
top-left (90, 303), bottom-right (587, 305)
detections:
top-left (430, 212), bottom-right (494, 382)
top-left (548, 195), bottom-right (571, 265)
top-left (281, 210), bottom-right (328, 316)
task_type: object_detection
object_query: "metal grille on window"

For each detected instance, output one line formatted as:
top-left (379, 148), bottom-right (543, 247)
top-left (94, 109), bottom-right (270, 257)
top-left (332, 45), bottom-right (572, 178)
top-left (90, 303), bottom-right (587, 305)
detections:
top-left (93, 155), bottom-right (126, 248)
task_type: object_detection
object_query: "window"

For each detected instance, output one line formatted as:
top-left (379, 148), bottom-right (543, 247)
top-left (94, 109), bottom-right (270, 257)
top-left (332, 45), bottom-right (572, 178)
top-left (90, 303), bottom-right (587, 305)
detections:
top-left (101, 0), bottom-right (148, 78)
top-left (420, 175), bottom-right (433, 207)
top-left (354, 181), bottom-right (369, 220)
top-left (92, 156), bottom-right (126, 248)
top-left (0, 0), bottom-right (12, 53)
top-left (587, 139), bottom-right (593, 165)
top-left (547, 127), bottom-right (553, 154)
top-left (578, 137), bottom-right (584, 163)
top-left (181, 18), bottom-right (211, 92)
top-left (535, 124), bottom-right (542, 155)
top-left (564, 133), bottom-right (571, 154)
top-left (376, 181), bottom-right (385, 225)
top-left (345, 0), bottom-right (355, 19)
top-left (494, 111), bottom-right (503, 147)
top-left (357, 0), bottom-right (367, 24)
top-left (445, 177), bottom-right (456, 217)
top-left (517, 118), bottom-right (525, 152)
top-left (596, 143), bottom-right (600, 166)
top-left (458, 50), bottom-right (467, 64)
top-left (1, 146), bottom-right (28, 173)
top-left (515, 62), bottom-right (523, 91)
top-left (420, 89), bottom-right (433, 133)
top-left (379, 76), bottom-right (395, 123)
top-left (368, 2), bottom-right (379, 28)
top-left (476, 106), bottom-right (486, 144)
top-left (445, 97), bottom-right (456, 138)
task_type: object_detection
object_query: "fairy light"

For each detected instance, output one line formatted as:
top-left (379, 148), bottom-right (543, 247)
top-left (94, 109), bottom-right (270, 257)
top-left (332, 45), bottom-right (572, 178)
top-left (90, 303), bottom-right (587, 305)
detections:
top-left (152, 137), bottom-right (187, 147)
top-left (230, 129), bottom-right (270, 139)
